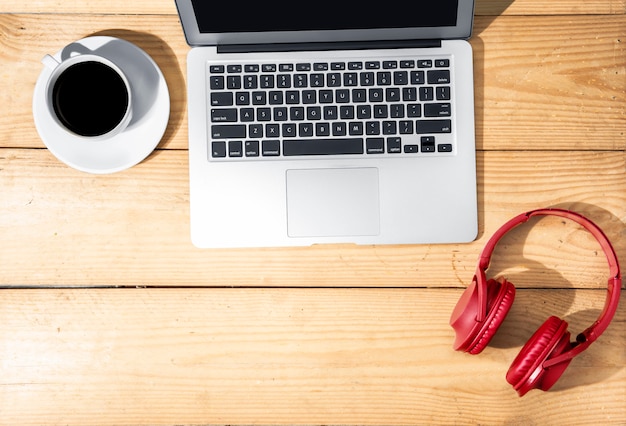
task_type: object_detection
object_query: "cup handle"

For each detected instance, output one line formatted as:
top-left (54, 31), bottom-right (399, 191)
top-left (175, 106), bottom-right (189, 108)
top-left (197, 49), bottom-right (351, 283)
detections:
top-left (41, 54), bottom-right (60, 70)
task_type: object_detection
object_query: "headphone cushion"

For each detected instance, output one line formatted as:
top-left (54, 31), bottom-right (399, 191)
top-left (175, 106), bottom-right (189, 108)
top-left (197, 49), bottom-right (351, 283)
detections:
top-left (506, 316), bottom-right (569, 395)
top-left (468, 279), bottom-right (515, 354)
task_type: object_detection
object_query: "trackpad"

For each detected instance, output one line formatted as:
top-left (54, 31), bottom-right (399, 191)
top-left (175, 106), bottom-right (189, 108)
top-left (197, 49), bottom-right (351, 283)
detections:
top-left (286, 168), bottom-right (380, 238)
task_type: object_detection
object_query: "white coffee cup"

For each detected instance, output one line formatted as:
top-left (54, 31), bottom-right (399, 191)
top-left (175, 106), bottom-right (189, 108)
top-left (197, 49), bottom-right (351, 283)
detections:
top-left (42, 53), bottom-right (133, 140)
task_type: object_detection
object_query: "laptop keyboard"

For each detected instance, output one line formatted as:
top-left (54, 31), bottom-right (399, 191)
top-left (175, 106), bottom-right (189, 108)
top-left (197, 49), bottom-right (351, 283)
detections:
top-left (207, 57), bottom-right (454, 160)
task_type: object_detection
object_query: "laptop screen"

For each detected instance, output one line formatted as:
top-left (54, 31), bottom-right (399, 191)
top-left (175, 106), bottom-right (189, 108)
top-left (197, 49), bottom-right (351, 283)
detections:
top-left (175, 0), bottom-right (474, 47)
top-left (190, 1), bottom-right (459, 34)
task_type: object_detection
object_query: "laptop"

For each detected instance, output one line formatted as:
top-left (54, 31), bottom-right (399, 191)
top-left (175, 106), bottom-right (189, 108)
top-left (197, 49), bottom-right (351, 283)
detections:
top-left (175, 0), bottom-right (478, 248)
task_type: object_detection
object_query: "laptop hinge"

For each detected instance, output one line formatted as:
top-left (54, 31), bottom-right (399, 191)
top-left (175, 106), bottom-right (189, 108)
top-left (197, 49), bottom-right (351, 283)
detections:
top-left (218, 39), bottom-right (442, 54)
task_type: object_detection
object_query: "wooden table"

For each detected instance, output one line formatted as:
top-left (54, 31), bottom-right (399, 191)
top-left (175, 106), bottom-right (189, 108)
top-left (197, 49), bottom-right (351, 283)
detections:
top-left (1, 1), bottom-right (625, 424)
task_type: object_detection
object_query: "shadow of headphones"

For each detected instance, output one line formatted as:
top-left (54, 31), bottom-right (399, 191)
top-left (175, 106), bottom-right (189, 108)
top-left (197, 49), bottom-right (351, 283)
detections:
top-left (450, 208), bottom-right (622, 396)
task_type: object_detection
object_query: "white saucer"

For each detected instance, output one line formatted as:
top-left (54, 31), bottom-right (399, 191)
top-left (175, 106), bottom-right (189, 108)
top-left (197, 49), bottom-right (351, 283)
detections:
top-left (33, 36), bottom-right (170, 174)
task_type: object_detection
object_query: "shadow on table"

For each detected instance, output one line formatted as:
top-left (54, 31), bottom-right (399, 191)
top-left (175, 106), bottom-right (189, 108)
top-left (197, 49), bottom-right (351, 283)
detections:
top-left (484, 202), bottom-right (625, 391)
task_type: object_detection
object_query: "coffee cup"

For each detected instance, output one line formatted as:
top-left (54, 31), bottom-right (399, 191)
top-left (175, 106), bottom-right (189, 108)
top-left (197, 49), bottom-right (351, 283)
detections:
top-left (42, 52), bottom-right (133, 140)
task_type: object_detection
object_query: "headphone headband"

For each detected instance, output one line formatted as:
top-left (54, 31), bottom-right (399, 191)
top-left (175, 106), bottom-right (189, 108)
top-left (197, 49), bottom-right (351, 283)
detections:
top-left (475, 209), bottom-right (621, 353)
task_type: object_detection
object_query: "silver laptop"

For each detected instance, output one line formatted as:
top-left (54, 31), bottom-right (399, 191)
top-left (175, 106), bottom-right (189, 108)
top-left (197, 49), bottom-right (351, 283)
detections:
top-left (175, 0), bottom-right (478, 248)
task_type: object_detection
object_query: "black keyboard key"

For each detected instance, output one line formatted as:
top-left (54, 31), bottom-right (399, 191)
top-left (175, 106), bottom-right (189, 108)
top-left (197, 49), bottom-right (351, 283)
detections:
top-left (257, 108), bottom-right (271, 121)
top-left (352, 89), bottom-right (367, 102)
top-left (424, 103), bottom-right (452, 117)
top-left (399, 120), bottom-right (414, 134)
top-left (299, 123), bottom-right (314, 137)
top-left (252, 92), bottom-right (267, 105)
top-left (387, 137), bottom-right (402, 153)
top-left (366, 138), bottom-right (385, 154)
top-left (235, 92), bottom-right (250, 105)
top-left (249, 124), bottom-right (263, 138)
top-left (377, 71), bottom-right (392, 85)
top-left (260, 74), bottom-right (275, 88)
top-left (366, 121), bottom-right (380, 135)
top-left (416, 120), bottom-right (452, 134)
top-left (428, 70), bottom-right (451, 84)
top-left (228, 141), bottom-right (243, 157)
top-left (282, 123), bottom-right (297, 137)
top-left (307, 106), bottom-right (322, 120)
top-left (277, 74), bottom-right (291, 88)
top-left (343, 73), bottom-right (358, 86)
top-left (212, 124), bottom-right (246, 139)
top-left (336, 89), bottom-right (350, 103)
top-left (348, 122), bottom-right (364, 135)
top-left (327, 73), bottom-right (341, 87)
top-left (294, 74), bottom-right (308, 88)
top-left (332, 122), bottom-right (347, 136)
top-left (436, 86), bottom-right (451, 101)
top-left (269, 91), bottom-right (284, 105)
top-left (407, 104), bottom-right (422, 118)
top-left (210, 75), bottom-right (224, 90)
top-left (374, 105), bottom-right (388, 119)
top-left (227, 75), bottom-right (241, 89)
top-left (369, 88), bottom-right (384, 102)
top-left (310, 73), bottom-right (324, 87)
top-left (240, 108), bottom-right (254, 121)
top-left (283, 138), bottom-right (364, 156)
top-left (212, 141), bottom-right (227, 157)
top-left (410, 71), bottom-right (425, 85)
top-left (435, 59), bottom-right (450, 67)
top-left (393, 71), bottom-right (409, 85)
top-left (419, 87), bottom-right (434, 101)
top-left (243, 75), bottom-right (258, 89)
top-left (360, 72), bottom-right (375, 86)
top-left (266, 124), bottom-right (280, 137)
top-left (382, 121), bottom-right (396, 135)
top-left (245, 141), bottom-right (260, 157)
top-left (262, 140), bottom-right (281, 156)
top-left (316, 122), bottom-right (331, 137)
top-left (211, 108), bottom-right (237, 122)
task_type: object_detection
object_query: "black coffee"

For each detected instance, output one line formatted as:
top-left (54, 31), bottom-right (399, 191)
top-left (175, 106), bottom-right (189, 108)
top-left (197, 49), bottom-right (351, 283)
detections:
top-left (52, 61), bottom-right (129, 137)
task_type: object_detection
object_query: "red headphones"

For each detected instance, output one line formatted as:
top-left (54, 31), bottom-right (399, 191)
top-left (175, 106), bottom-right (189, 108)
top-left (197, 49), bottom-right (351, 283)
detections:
top-left (450, 209), bottom-right (621, 396)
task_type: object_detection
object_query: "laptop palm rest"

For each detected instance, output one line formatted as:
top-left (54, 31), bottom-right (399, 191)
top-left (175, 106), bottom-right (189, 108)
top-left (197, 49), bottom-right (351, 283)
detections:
top-left (286, 168), bottom-right (380, 238)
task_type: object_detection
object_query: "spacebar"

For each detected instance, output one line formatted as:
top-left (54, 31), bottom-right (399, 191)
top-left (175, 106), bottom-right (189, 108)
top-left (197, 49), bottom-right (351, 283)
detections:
top-left (283, 138), bottom-right (364, 156)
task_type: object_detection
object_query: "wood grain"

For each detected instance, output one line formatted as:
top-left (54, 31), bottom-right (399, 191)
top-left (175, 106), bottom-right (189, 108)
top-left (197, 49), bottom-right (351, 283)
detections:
top-left (1, 1), bottom-right (625, 424)
top-left (1, 149), bottom-right (624, 288)
top-left (1, 0), bottom-right (624, 16)
top-left (1, 288), bottom-right (624, 425)
top-left (0, 14), bottom-right (624, 150)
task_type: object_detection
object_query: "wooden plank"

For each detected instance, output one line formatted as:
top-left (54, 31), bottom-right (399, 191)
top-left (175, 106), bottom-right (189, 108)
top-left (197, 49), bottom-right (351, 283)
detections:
top-left (0, 288), bottom-right (624, 425)
top-left (1, 149), bottom-right (624, 288)
top-left (0, 15), bottom-right (188, 150)
top-left (476, 0), bottom-right (626, 15)
top-left (1, 14), bottom-right (624, 151)
top-left (473, 14), bottom-right (626, 150)
top-left (1, 0), bottom-right (624, 16)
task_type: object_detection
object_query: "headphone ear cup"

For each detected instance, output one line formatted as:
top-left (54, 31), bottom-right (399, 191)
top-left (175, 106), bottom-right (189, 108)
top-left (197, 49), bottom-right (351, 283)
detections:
top-left (450, 277), bottom-right (515, 354)
top-left (506, 316), bottom-right (573, 396)
top-left (468, 278), bottom-right (515, 354)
